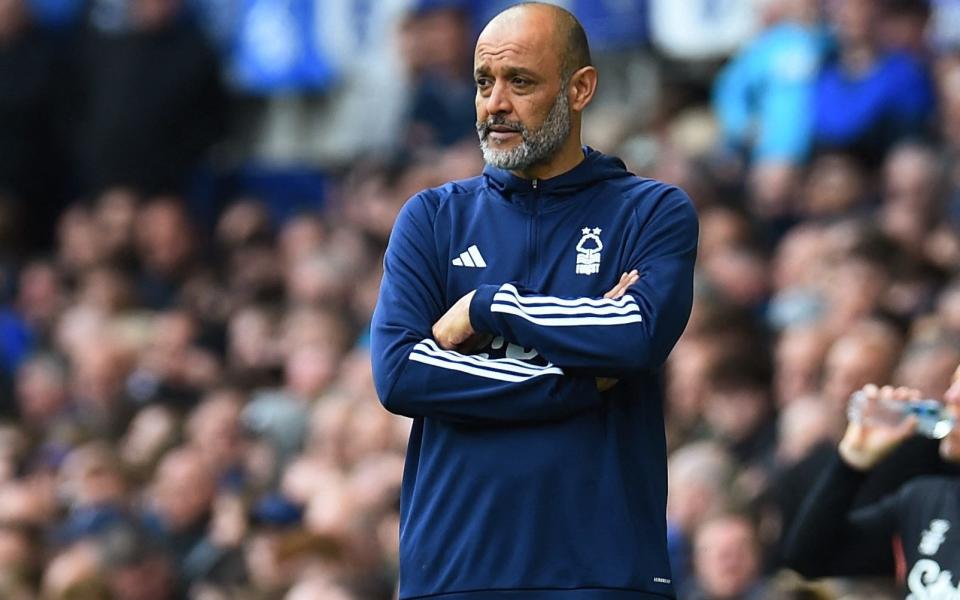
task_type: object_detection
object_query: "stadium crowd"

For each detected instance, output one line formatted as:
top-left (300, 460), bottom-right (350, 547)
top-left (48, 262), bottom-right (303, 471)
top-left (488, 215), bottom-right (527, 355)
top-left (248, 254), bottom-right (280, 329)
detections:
top-left (1, 0), bottom-right (960, 598)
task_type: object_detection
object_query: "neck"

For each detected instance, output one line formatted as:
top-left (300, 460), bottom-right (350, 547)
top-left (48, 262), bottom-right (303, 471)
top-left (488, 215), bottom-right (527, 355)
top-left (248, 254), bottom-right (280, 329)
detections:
top-left (511, 134), bottom-right (585, 181)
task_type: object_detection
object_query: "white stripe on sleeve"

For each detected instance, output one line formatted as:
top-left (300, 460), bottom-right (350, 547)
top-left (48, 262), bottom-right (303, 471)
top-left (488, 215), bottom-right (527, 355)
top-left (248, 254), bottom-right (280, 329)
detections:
top-left (499, 283), bottom-right (637, 308)
top-left (407, 339), bottom-right (563, 382)
top-left (490, 303), bottom-right (644, 326)
top-left (492, 293), bottom-right (640, 316)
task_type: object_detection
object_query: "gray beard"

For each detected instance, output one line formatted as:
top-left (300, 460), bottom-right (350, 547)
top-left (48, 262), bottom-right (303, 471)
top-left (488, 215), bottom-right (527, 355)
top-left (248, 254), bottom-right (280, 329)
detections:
top-left (477, 87), bottom-right (571, 172)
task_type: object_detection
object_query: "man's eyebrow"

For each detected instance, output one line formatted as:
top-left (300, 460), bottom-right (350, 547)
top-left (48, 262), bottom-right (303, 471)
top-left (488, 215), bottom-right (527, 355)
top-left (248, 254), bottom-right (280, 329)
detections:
top-left (473, 66), bottom-right (539, 79)
top-left (504, 67), bottom-right (539, 79)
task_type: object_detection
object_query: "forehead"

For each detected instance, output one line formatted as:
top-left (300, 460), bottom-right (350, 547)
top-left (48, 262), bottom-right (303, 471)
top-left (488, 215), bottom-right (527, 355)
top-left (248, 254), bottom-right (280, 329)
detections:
top-left (474, 12), bottom-right (561, 75)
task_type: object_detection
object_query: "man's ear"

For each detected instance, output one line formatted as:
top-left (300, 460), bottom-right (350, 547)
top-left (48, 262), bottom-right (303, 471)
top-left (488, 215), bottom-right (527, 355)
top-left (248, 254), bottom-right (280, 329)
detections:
top-left (568, 66), bottom-right (597, 113)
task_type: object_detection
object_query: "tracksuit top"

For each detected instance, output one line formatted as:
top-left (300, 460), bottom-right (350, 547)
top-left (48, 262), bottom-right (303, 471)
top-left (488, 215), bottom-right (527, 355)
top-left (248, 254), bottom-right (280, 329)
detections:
top-left (371, 148), bottom-right (699, 600)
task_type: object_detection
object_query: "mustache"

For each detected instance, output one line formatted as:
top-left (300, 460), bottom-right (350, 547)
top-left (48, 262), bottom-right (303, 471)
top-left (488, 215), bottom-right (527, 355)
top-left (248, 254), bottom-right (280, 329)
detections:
top-left (476, 116), bottom-right (524, 139)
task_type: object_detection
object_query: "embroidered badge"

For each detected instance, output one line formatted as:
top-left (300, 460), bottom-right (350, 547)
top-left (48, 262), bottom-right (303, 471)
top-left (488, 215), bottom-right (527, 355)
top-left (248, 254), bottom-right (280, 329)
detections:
top-left (575, 227), bottom-right (602, 275)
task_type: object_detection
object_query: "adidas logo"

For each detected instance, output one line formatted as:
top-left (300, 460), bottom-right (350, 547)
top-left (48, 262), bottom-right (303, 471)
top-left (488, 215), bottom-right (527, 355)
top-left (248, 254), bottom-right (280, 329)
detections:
top-left (452, 245), bottom-right (487, 268)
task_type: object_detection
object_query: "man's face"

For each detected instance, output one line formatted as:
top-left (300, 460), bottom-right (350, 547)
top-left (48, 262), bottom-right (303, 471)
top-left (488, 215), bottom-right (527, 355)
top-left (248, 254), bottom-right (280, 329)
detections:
top-left (939, 365), bottom-right (960, 462)
top-left (473, 13), bottom-right (571, 171)
top-left (694, 517), bottom-right (760, 600)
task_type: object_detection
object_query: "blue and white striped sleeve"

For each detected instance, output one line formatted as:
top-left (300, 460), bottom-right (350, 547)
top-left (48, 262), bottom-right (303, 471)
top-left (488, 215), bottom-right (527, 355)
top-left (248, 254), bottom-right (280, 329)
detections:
top-left (370, 194), bottom-right (601, 424)
top-left (469, 189), bottom-right (698, 377)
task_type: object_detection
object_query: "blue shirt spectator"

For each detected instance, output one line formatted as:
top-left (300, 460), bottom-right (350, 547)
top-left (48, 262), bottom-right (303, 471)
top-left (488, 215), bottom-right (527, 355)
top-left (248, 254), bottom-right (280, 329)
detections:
top-left (812, 50), bottom-right (935, 165)
top-left (714, 21), bottom-right (826, 164)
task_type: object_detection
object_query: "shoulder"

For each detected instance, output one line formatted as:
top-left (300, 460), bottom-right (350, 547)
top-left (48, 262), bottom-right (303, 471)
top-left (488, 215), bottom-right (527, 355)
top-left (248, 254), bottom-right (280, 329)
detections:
top-left (398, 176), bottom-right (482, 221)
top-left (404, 175), bottom-right (485, 213)
top-left (900, 476), bottom-right (959, 499)
top-left (890, 475), bottom-right (960, 515)
top-left (615, 177), bottom-right (698, 227)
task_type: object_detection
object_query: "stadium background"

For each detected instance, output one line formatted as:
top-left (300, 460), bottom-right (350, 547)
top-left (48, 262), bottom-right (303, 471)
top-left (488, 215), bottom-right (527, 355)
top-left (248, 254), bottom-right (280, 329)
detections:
top-left (0, 0), bottom-right (959, 597)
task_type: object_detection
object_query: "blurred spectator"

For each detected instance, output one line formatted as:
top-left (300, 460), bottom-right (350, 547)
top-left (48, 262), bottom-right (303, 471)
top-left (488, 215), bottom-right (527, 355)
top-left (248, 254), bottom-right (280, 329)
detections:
top-left (0, 0), bottom-right (69, 249)
top-left (56, 442), bottom-right (129, 544)
top-left (812, 0), bottom-right (936, 166)
top-left (667, 441), bottom-right (736, 589)
top-left (98, 522), bottom-right (178, 600)
top-left (402, 4), bottom-right (476, 148)
top-left (773, 325), bottom-right (829, 407)
top-left (714, 0), bottom-right (825, 216)
top-left (799, 153), bottom-right (869, 220)
top-left (879, 0), bottom-right (933, 57)
top-left (703, 352), bottom-right (777, 478)
top-left (143, 446), bottom-right (216, 583)
top-left (878, 142), bottom-right (944, 258)
top-left (684, 513), bottom-right (767, 600)
top-left (134, 197), bottom-right (199, 309)
top-left (75, 0), bottom-right (226, 194)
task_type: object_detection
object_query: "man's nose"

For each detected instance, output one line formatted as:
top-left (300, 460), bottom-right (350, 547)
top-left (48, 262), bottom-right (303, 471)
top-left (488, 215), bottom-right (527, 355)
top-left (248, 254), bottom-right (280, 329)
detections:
top-left (485, 81), bottom-right (513, 116)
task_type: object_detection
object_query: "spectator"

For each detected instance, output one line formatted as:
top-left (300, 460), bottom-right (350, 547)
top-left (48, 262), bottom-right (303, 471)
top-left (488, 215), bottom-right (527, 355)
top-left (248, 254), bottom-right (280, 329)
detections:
top-left (0, 0), bottom-right (69, 249)
top-left (713, 0), bottom-right (825, 216)
top-left (684, 513), bottom-right (767, 600)
top-left (143, 446), bottom-right (216, 583)
top-left (702, 353), bottom-right (778, 478)
top-left (401, 4), bottom-right (477, 148)
top-left (666, 441), bottom-right (736, 589)
top-left (783, 374), bottom-right (960, 596)
top-left (812, 0), bottom-right (936, 166)
top-left (878, 142), bottom-right (944, 259)
top-left (75, 0), bottom-right (225, 194)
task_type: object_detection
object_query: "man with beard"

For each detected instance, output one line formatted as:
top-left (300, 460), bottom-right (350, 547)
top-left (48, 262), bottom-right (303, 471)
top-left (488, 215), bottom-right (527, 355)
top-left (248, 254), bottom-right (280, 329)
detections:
top-left (370, 3), bottom-right (698, 599)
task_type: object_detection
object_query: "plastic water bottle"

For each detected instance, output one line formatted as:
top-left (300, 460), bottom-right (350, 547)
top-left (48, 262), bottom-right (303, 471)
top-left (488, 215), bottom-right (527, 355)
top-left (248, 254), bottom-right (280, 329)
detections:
top-left (847, 391), bottom-right (955, 440)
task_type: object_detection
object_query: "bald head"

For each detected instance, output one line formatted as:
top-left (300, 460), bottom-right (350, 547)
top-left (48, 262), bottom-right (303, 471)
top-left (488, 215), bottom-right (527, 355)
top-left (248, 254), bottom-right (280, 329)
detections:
top-left (482, 2), bottom-right (591, 81)
top-left (474, 2), bottom-right (598, 178)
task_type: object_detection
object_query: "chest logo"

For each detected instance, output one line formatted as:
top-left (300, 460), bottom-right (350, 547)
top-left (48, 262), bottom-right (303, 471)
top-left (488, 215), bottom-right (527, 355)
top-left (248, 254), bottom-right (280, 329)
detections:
top-left (908, 558), bottom-right (960, 599)
top-left (575, 227), bottom-right (603, 276)
top-left (920, 519), bottom-right (951, 556)
top-left (452, 245), bottom-right (486, 268)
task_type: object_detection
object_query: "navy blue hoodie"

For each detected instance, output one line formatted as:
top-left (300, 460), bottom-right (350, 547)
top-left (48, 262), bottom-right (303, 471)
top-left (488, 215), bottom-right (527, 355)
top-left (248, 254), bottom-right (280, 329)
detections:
top-left (371, 148), bottom-right (698, 599)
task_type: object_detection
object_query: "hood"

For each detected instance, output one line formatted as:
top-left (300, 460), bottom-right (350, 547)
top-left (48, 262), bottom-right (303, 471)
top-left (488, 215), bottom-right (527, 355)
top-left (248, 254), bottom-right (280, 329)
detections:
top-left (482, 147), bottom-right (634, 199)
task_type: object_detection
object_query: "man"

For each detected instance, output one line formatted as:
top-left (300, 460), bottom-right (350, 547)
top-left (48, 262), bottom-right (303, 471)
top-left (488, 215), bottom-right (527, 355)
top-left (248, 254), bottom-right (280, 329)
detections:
top-left (370, 3), bottom-right (698, 599)
top-left (784, 367), bottom-right (960, 596)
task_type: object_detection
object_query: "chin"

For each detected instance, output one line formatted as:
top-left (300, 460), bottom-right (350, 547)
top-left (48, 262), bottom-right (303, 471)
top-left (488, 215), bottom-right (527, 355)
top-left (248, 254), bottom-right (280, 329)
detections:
top-left (939, 437), bottom-right (960, 463)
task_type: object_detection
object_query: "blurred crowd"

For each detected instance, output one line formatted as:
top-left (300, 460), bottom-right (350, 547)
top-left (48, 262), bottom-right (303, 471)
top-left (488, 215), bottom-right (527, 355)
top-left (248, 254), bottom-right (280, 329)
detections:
top-left (2, 0), bottom-right (960, 598)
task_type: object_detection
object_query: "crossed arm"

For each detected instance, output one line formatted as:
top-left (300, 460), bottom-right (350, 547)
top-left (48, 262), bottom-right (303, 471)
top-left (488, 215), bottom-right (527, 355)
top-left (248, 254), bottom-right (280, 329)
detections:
top-left (432, 270), bottom-right (639, 392)
top-left (370, 191), bottom-right (697, 425)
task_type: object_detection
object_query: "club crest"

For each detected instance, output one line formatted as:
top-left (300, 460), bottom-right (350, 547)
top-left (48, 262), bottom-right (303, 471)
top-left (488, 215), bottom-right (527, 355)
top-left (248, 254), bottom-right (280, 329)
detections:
top-left (576, 227), bottom-right (603, 276)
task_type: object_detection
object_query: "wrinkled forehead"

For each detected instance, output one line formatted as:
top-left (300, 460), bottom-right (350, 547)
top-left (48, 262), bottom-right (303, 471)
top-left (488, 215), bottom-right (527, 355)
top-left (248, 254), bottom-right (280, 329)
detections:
top-left (474, 12), bottom-right (561, 75)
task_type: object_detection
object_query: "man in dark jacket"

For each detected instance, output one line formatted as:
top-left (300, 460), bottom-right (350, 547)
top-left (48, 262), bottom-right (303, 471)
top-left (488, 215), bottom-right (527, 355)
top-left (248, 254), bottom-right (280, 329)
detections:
top-left (371, 3), bottom-right (699, 598)
top-left (784, 367), bottom-right (960, 598)
top-left (76, 0), bottom-right (225, 194)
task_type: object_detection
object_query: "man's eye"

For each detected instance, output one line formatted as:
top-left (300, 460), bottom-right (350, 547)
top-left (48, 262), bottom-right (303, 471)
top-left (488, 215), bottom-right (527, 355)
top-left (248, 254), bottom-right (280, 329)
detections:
top-left (512, 78), bottom-right (529, 86)
top-left (476, 78), bottom-right (492, 88)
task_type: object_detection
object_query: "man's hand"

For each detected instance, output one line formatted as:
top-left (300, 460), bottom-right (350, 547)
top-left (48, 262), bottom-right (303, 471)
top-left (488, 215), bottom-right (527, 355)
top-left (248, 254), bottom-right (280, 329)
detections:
top-left (596, 270), bottom-right (639, 392)
top-left (839, 384), bottom-right (918, 471)
top-left (433, 290), bottom-right (477, 350)
top-left (604, 270), bottom-right (639, 299)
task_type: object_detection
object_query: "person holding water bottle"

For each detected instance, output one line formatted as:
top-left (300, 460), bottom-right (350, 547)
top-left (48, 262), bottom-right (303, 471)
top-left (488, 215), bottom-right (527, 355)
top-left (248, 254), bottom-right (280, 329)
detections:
top-left (784, 364), bottom-right (960, 596)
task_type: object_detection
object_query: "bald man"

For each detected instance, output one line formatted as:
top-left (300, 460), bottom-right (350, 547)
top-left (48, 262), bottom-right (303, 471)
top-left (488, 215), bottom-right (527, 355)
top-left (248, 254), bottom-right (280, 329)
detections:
top-left (371, 3), bottom-right (698, 598)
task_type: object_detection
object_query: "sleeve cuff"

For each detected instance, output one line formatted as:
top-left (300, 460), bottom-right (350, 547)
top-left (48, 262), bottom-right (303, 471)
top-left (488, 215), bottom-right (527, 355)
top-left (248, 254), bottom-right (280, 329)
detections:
top-left (469, 284), bottom-right (502, 335)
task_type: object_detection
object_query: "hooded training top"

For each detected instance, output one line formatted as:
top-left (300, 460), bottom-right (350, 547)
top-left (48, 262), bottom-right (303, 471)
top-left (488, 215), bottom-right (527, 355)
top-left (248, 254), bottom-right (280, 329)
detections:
top-left (371, 147), bottom-right (698, 600)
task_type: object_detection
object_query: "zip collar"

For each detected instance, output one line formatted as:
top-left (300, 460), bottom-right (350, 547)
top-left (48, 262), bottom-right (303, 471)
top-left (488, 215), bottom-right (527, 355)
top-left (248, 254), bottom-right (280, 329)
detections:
top-left (482, 146), bottom-right (633, 201)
